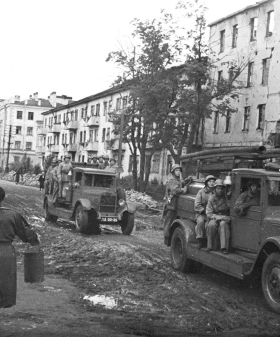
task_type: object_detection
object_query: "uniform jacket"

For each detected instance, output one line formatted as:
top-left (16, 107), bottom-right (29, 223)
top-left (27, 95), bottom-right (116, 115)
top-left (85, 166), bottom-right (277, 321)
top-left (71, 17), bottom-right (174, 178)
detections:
top-left (206, 194), bottom-right (230, 220)
top-left (234, 189), bottom-right (260, 216)
top-left (194, 188), bottom-right (214, 216)
top-left (58, 162), bottom-right (73, 182)
top-left (165, 174), bottom-right (184, 210)
top-left (51, 166), bottom-right (59, 182)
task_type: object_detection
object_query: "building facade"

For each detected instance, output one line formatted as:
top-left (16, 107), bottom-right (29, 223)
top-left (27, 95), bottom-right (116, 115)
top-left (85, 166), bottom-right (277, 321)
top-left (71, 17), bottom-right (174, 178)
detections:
top-left (0, 92), bottom-right (72, 169)
top-left (205, 0), bottom-right (279, 149)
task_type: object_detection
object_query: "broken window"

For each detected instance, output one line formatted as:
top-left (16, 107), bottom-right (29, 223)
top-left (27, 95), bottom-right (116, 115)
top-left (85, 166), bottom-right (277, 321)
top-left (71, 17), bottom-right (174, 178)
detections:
top-left (250, 18), bottom-right (258, 41)
top-left (257, 104), bottom-right (265, 130)
top-left (266, 11), bottom-right (274, 37)
top-left (247, 62), bottom-right (254, 87)
top-left (232, 24), bottom-right (238, 48)
top-left (243, 107), bottom-right (250, 131)
top-left (220, 30), bottom-right (225, 53)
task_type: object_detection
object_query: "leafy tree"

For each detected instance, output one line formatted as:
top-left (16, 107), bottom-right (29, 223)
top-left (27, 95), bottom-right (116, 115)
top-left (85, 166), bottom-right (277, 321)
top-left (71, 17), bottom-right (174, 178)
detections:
top-left (107, 0), bottom-right (250, 190)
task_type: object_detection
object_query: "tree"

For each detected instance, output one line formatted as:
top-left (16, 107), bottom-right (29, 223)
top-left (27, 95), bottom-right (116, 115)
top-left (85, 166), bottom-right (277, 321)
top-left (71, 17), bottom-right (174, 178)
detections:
top-left (107, 0), bottom-right (250, 190)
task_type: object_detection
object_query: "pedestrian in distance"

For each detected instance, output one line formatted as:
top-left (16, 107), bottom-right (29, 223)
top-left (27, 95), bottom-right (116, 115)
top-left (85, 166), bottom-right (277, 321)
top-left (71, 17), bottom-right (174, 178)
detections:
top-left (38, 171), bottom-right (46, 191)
top-left (13, 167), bottom-right (23, 185)
top-left (0, 187), bottom-right (40, 308)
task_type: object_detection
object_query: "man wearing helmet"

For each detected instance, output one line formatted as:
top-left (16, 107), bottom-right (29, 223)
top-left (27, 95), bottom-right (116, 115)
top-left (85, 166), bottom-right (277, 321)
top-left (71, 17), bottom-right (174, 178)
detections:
top-left (44, 158), bottom-right (57, 195)
top-left (98, 155), bottom-right (105, 169)
top-left (163, 164), bottom-right (192, 245)
top-left (91, 154), bottom-right (99, 169)
top-left (206, 179), bottom-right (231, 254)
top-left (58, 154), bottom-right (73, 199)
top-left (103, 154), bottom-right (110, 168)
top-left (234, 180), bottom-right (260, 216)
top-left (194, 175), bottom-right (216, 248)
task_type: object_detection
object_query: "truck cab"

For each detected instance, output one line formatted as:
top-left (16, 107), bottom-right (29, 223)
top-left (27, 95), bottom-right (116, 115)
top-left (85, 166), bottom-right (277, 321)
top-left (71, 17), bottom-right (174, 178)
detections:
top-left (44, 166), bottom-right (137, 235)
top-left (165, 167), bottom-right (280, 313)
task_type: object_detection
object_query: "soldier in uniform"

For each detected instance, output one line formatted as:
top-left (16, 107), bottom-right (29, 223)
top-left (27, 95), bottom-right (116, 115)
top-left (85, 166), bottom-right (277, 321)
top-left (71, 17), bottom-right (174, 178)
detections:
top-left (103, 154), bottom-right (110, 168)
top-left (98, 155), bottom-right (105, 170)
top-left (58, 154), bottom-right (73, 199)
top-left (52, 159), bottom-right (62, 203)
top-left (234, 180), bottom-right (260, 216)
top-left (0, 187), bottom-right (40, 308)
top-left (206, 179), bottom-right (231, 254)
top-left (163, 164), bottom-right (192, 245)
top-left (91, 154), bottom-right (99, 169)
top-left (194, 175), bottom-right (216, 248)
top-left (44, 159), bottom-right (56, 195)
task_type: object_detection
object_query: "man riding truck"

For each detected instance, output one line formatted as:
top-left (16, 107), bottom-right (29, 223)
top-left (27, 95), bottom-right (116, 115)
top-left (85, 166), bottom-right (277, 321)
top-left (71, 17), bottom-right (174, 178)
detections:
top-left (234, 180), bottom-right (260, 216)
top-left (163, 164), bottom-right (192, 245)
top-left (44, 159), bottom-right (56, 195)
top-left (194, 175), bottom-right (216, 249)
top-left (58, 154), bottom-right (73, 199)
top-left (206, 179), bottom-right (231, 254)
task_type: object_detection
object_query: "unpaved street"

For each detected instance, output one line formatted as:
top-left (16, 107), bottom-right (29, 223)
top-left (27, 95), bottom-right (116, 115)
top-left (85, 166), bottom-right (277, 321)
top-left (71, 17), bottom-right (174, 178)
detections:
top-left (1, 180), bottom-right (280, 336)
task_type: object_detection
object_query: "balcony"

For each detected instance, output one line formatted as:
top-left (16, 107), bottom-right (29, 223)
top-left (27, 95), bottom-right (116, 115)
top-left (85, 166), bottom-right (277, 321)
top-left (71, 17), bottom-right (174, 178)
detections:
top-left (85, 141), bottom-right (98, 151)
top-left (106, 139), bottom-right (126, 151)
top-left (65, 120), bottom-right (79, 130)
top-left (36, 145), bottom-right (46, 154)
top-left (85, 116), bottom-right (100, 127)
top-left (49, 123), bottom-right (61, 133)
top-left (68, 143), bottom-right (78, 152)
top-left (51, 144), bottom-right (60, 153)
top-left (37, 127), bottom-right (48, 135)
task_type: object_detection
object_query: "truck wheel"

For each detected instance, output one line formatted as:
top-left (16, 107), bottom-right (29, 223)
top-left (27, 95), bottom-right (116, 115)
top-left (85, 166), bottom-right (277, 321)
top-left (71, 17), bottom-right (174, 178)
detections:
top-left (170, 227), bottom-right (195, 273)
top-left (262, 252), bottom-right (280, 313)
top-left (44, 201), bottom-right (58, 222)
top-left (75, 205), bottom-right (89, 233)
top-left (121, 212), bottom-right (134, 235)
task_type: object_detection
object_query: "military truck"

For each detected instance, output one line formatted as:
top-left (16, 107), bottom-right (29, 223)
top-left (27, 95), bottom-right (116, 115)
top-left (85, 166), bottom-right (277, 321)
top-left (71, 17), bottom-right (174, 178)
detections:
top-left (44, 165), bottom-right (137, 235)
top-left (165, 147), bottom-right (280, 313)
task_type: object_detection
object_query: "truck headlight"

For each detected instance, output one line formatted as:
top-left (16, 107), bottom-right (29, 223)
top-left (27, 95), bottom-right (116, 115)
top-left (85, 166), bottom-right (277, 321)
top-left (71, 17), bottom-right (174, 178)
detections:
top-left (118, 199), bottom-right (125, 206)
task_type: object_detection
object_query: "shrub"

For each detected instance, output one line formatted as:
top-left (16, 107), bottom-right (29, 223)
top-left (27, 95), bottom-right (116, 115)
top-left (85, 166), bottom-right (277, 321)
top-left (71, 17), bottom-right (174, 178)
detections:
top-left (33, 164), bottom-right (42, 175)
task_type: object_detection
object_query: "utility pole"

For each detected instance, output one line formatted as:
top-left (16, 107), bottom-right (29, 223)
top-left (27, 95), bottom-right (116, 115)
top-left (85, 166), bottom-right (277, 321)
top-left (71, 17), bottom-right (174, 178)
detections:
top-left (5, 125), bottom-right (12, 173)
top-left (117, 109), bottom-right (124, 173)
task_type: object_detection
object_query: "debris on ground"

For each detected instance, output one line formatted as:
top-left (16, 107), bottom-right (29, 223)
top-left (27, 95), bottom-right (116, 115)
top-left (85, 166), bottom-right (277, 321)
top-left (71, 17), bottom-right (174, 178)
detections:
top-left (126, 190), bottom-right (158, 209)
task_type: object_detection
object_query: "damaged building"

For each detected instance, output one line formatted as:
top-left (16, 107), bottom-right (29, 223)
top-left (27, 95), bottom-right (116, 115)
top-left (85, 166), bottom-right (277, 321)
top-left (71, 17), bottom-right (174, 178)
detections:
top-left (205, 0), bottom-right (280, 151)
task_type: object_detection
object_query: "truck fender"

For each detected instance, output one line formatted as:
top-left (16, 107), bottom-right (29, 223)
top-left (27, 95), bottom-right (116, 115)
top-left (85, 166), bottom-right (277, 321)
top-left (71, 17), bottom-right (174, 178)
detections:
top-left (74, 199), bottom-right (92, 211)
top-left (125, 201), bottom-right (137, 214)
top-left (169, 218), bottom-right (197, 246)
top-left (262, 236), bottom-right (280, 250)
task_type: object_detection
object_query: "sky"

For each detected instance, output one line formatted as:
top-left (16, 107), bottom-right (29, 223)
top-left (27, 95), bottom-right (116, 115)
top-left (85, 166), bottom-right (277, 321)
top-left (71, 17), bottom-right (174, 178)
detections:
top-left (0, 0), bottom-right (257, 101)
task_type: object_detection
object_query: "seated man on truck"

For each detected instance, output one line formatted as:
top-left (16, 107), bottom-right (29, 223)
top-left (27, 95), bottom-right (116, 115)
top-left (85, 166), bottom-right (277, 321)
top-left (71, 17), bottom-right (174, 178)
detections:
top-left (234, 180), bottom-right (260, 216)
top-left (194, 175), bottom-right (216, 249)
top-left (206, 179), bottom-right (231, 254)
top-left (163, 164), bottom-right (191, 245)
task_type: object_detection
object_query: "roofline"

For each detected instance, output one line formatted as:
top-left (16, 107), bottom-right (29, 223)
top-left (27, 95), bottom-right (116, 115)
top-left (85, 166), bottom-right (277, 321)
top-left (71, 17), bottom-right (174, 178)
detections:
top-left (41, 85), bottom-right (126, 115)
top-left (208, 0), bottom-right (272, 27)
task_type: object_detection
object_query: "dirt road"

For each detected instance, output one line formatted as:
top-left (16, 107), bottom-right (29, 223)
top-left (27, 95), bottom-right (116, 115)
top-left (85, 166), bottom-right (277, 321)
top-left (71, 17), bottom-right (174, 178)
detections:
top-left (0, 180), bottom-right (279, 336)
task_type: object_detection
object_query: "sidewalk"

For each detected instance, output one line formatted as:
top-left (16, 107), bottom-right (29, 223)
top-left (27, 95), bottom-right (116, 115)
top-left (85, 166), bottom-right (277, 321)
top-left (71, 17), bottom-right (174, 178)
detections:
top-left (0, 271), bottom-right (131, 337)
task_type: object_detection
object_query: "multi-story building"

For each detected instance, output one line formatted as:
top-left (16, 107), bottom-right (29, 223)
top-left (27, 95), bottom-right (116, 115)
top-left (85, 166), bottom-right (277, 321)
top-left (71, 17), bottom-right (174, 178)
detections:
top-left (39, 87), bottom-right (173, 182)
top-left (0, 92), bottom-right (72, 169)
top-left (205, 0), bottom-right (279, 149)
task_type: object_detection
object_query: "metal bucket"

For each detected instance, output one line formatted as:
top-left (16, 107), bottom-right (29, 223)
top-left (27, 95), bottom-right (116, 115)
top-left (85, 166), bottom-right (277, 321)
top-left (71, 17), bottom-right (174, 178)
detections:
top-left (24, 248), bottom-right (44, 283)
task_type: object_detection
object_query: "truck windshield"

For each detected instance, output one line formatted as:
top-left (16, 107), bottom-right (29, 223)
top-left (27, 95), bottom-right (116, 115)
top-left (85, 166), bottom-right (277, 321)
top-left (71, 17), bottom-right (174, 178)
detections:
top-left (267, 179), bottom-right (280, 206)
top-left (84, 173), bottom-right (114, 188)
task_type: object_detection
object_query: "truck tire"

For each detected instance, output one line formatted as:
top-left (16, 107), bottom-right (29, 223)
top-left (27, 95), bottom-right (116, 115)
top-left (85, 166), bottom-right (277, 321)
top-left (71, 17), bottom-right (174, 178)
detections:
top-left (121, 212), bottom-right (134, 235)
top-left (170, 227), bottom-right (195, 273)
top-left (75, 204), bottom-right (89, 233)
top-left (262, 252), bottom-right (280, 313)
top-left (44, 201), bottom-right (58, 222)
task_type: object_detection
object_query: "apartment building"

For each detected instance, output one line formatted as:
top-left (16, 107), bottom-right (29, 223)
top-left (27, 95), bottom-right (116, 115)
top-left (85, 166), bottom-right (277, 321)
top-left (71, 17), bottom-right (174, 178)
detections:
top-left (205, 0), bottom-right (279, 149)
top-left (0, 92), bottom-right (72, 169)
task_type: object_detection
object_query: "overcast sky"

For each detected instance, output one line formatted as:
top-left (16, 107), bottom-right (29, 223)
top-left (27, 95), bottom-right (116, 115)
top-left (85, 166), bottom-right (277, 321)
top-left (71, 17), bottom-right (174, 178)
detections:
top-left (0, 0), bottom-right (256, 101)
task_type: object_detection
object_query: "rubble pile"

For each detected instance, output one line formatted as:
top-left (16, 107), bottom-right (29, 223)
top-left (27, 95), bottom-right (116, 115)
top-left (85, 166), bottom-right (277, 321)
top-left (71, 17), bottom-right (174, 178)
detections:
top-left (0, 170), bottom-right (40, 188)
top-left (126, 190), bottom-right (158, 209)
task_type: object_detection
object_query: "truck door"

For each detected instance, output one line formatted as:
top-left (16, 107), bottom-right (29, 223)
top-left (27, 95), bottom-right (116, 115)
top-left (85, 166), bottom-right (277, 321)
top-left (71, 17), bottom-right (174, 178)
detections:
top-left (230, 176), bottom-right (263, 252)
top-left (72, 171), bottom-right (83, 204)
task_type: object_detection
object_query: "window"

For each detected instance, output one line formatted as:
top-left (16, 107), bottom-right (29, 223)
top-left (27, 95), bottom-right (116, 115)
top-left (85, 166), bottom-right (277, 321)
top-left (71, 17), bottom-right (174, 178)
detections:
top-left (28, 112), bottom-right (34, 120)
top-left (257, 104), bottom-right (265, 130)
top-left (94, 129), bottom-right (98, 142)
top-left (91, 105), bottom-right (95, 116)
top-left (262, 58), bottom-right (270, 85)
top-left (75, 110), bottom-right (78, 121)
top-left (15, 141), bottom-right (21, 150)
top-left (220, 30), bottom-right (225, 53)
top-left (109, 100), bottom-right (113, 111)
top-left (58, 115), bottom-right (61, 123)
top-left (83, 130), bottom-right (86, 142)
top-left (116, 97), bottom-right (121, 110)
top-left (213, 111), bottom-right (219, 133)
top-left (225, 111), bottom-right (231, 133)
top-left (106, 127), bottom-right (110, 140)
top-left (103, 101), bottom-right (107, 116)
top-left (27, 127), bottom-right (33, 136)
top-left (266, 11), bottom-right (274, 37)
top-left (62, 134), bottom-right (65, 144)
top-left (123, 96), bottom-right (127, 110)
top-left (63, 113), bottom-right (66, 122)
top-left (247, 62), bottom-right (254, 87)
top-left (80, 131), bottom-right (83, 143)
top-left (268, 179), bottom-right (280, 207)
top-left (250, 18), bottom-right (258, 41)
top-left (96, 104), bottom-right (100, 116)
top-left (89, 130), bottom-right (93, 141)
top-left (218, 70), bottom-right (223, 83)
top-left (43, 137), bottom-right (46, 146)
top-left (44, 118), bottom-right (47, 126)
top-left (17, 111), bottom-right (22, 119)
top-left (81, 108), bottom-right (84, 119)
top-left (94, 175), bottom-right (114, 188)
top-left (232, 24), bottom-right (238, 48)
top-left (228, 68), bottom-right (235, 82)
top-left (243, 107), bottom-right (250, 131)
top-left (102, 128), bottom-right (106, 142)
top-left (26, 142), bottom-right (32, 150)
top-left (16, 126), bottom-right (21, 135)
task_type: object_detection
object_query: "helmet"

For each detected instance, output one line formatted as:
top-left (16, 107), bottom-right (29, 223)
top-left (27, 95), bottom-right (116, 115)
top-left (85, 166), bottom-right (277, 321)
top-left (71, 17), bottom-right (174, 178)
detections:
top-left (247, 180), bottom-right (260, 188)
top-left (171, 164), bottom-right (182, 173)
top-left (204, 175), bottom-right (216, 184)
top-left (51, 158), bottom-right (57, 164)
top-left (91, 154), bottom-right (97, 159)
top-left (103, 154), bottom-right (109, 159)
top-left (98, 154), bottom-right (103, 159)
top-left (214, 179), bottom-right (224, 188)
top-left (64, 153), bottom-right (71, 159)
